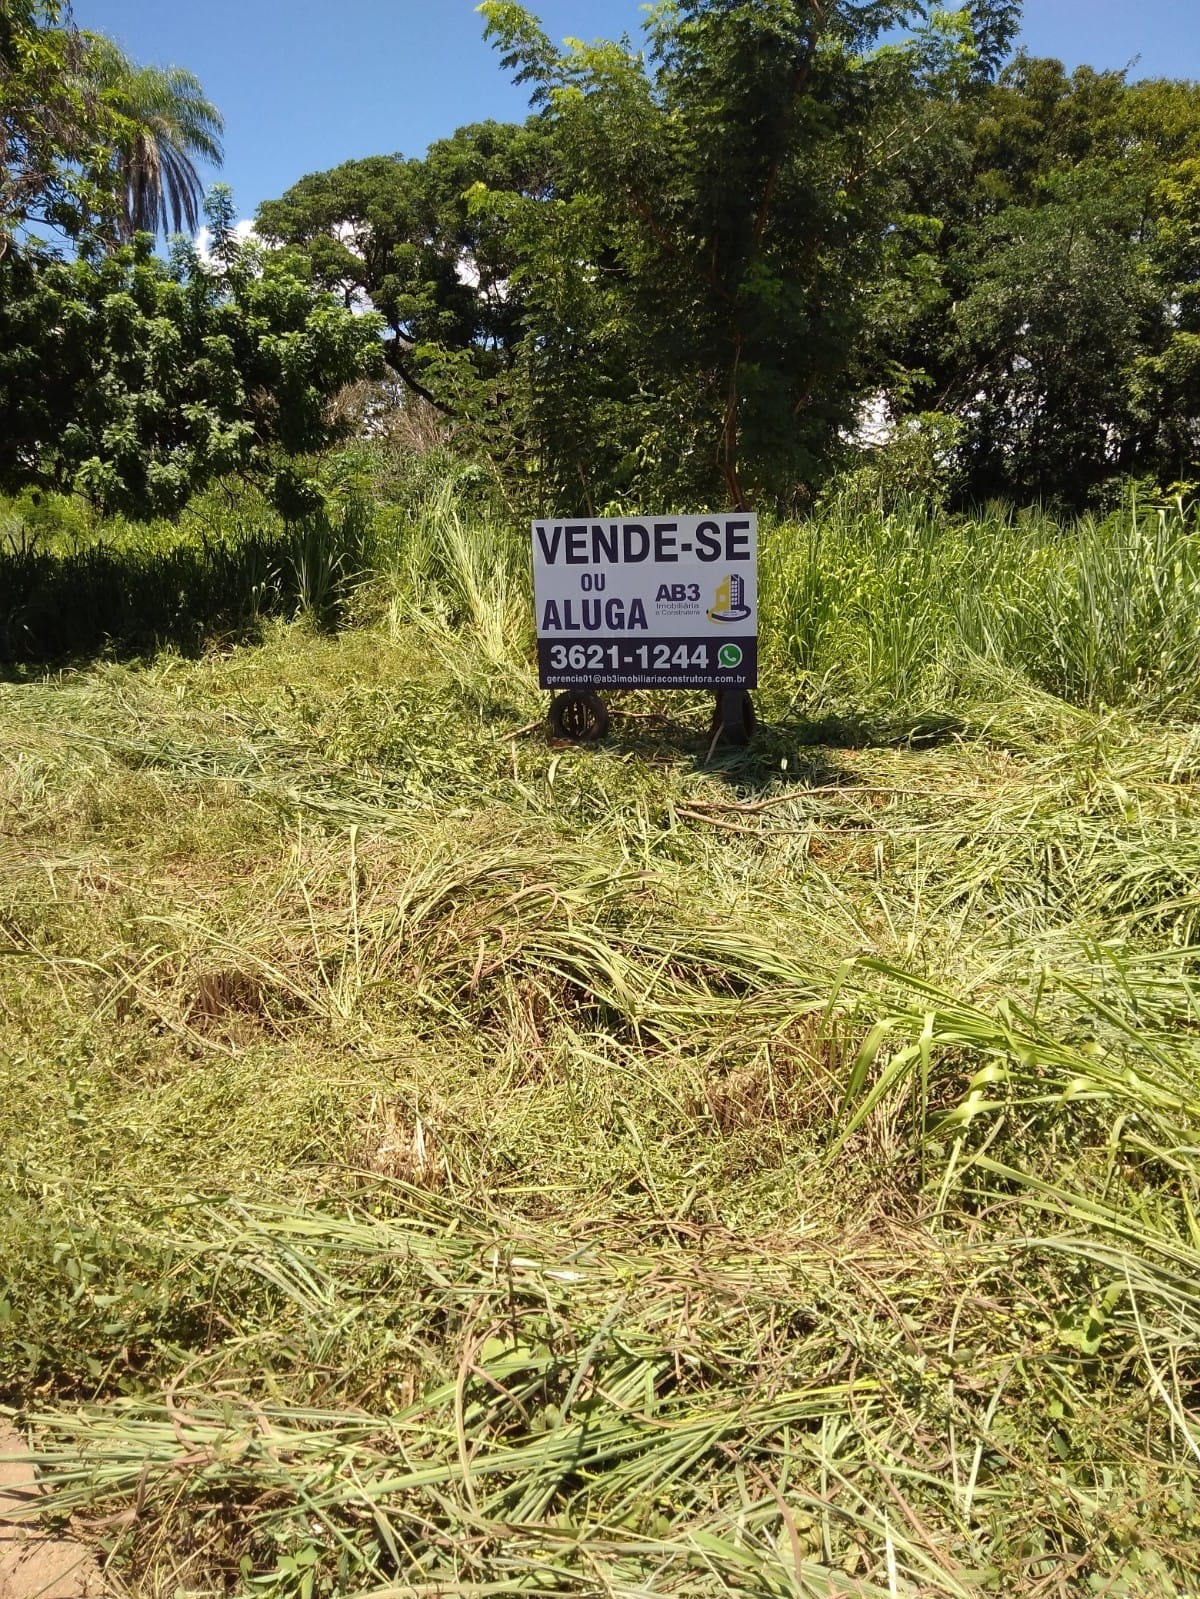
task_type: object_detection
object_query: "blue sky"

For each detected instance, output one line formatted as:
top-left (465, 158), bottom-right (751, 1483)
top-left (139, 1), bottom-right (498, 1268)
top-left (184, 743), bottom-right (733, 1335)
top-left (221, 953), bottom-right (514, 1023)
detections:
top-left (70, 1), bottom-right (1200, 224)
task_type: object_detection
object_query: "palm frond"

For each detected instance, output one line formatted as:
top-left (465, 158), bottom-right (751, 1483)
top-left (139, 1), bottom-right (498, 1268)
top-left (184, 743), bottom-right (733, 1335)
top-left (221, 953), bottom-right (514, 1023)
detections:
top-left (82, 33), bottom-right (224, 242)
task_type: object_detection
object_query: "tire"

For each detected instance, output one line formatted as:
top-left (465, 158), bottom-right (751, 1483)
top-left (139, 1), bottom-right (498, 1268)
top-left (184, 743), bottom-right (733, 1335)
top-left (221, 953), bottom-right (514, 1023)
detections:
top-left (548, 690), bottom-right (610, 742)
top-left (711, 690), bottom-right (756, 746)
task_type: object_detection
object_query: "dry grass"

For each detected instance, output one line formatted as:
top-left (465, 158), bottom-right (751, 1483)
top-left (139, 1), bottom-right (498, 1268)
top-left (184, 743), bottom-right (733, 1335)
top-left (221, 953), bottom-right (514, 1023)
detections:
top-left (2, 497), bottom-right (1200, 1596)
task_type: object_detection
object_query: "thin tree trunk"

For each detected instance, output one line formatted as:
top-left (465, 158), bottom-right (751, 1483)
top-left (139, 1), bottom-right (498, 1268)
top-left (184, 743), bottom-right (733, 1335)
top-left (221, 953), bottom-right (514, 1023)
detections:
top-left (721, 329), bottom-right (749, 511)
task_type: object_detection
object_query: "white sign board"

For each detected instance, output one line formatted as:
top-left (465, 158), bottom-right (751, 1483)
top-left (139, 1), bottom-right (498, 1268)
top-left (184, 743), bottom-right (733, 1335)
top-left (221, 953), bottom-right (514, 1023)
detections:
top-left (532, 514), bottom-right (758, 689)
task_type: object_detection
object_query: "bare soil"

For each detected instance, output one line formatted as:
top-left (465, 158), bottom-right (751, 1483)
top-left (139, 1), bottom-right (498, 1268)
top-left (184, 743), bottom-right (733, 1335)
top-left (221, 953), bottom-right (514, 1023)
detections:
top-left (0, 1428), bottom-right (104, 1599)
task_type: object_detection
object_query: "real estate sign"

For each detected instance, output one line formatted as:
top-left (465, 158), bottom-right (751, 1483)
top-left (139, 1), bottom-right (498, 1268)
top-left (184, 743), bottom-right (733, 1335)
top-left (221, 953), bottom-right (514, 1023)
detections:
top-left (532, 513), bottom-right (758, 690)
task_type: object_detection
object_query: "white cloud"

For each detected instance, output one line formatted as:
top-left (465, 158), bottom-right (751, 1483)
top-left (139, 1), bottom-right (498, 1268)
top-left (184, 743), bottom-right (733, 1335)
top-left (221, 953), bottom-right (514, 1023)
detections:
top-left (456, 250), bottom-right (481, 289)
top-left (192, 217), bottom-right (260, 263)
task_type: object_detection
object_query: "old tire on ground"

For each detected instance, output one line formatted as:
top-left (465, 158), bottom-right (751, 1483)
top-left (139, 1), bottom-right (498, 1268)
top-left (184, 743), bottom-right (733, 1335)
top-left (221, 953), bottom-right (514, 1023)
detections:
top-left (711, 690), bottom-right (756, 747)
top-left (548, 690), bottom-right (610, 742)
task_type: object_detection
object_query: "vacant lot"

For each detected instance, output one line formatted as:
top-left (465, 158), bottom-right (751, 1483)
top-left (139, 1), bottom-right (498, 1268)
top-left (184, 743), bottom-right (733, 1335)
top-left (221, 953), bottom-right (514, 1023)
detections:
top-left (2, 492), bottom-right (1200, 1597)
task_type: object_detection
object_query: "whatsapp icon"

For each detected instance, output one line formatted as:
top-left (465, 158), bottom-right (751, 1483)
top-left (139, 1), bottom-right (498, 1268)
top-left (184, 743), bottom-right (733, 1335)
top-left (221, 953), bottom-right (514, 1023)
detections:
top-left (717, 643), bottom-right (743, 669)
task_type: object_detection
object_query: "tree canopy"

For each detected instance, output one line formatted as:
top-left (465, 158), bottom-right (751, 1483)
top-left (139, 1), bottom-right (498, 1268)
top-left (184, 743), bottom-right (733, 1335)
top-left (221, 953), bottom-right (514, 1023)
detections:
top-left (1, 3), bottom-right (224, 255)
top-left (4, 0), bottom-right (1200, 516)
top-left (0, 0), bottom-right (123, 255)
top-left (84, 33), bottom-right (225, 242)
top-left (0, 13), bottom-right (381, 518)
top-left (0, 190), bottom-right (383, 517)
top-left (255, 118), bottom-right (558, 411)
top-left (883, 53), bottom-right (1200, 503)
top-left (255, 2), bottom-right (1030, 510)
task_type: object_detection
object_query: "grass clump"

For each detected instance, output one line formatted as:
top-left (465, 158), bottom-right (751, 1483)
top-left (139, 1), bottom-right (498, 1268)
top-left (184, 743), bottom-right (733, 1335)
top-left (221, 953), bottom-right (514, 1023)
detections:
top-left (2, 479), bottom-right (1200, 1595)
top-left (0, 484), bottom-right (377, 664)
top-left (765, 490), bottom-right (1200, 720)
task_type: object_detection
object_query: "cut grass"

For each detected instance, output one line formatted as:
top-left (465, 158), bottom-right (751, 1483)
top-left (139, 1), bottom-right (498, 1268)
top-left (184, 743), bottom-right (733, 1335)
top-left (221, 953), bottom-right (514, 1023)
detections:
top-left (3, 490), bottom-right (1200, 1595)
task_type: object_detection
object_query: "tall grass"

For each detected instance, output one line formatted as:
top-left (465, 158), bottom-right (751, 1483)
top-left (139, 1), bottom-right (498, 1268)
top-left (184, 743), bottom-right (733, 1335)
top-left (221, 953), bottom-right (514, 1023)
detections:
top-left (763, 492), bottom-right (1200, 718)
top-left (0, 488), bottom-right (376, 664)
top-left (366, 473), bottom-right (1200, 723)
top-left (8, 466), bottom-right (1199, 724)
top-left (384, 472), bottom-right (531, 677)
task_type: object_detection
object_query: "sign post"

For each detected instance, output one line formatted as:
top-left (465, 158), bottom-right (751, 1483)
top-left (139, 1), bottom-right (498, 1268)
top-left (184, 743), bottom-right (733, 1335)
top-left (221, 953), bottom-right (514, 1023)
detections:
top-left (532, 513), bottom-right (758, 742)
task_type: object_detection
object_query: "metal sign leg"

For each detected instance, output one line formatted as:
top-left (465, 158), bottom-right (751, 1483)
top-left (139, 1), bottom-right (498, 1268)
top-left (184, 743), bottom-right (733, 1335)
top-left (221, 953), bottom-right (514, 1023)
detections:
top-left (712, 690), bottom-right (756, 746)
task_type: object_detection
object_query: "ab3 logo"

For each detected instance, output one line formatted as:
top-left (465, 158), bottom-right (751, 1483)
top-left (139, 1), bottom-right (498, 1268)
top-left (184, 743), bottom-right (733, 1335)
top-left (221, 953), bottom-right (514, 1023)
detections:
top-left (708, 574), bottom-right (752, 623)
top-left (653, 575), bottom-right (752, 624)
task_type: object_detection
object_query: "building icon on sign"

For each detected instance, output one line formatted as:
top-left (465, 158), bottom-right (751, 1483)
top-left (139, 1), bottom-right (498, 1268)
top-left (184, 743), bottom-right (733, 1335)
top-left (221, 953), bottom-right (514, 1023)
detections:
top-left (708, 573), bottom-right (751, 623)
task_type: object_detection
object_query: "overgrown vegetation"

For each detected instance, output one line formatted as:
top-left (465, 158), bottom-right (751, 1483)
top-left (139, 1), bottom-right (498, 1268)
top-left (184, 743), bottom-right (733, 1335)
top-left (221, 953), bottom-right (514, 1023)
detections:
top-left (256, 2), bottom-right (1200, 514)
top-left (3, 473), bottom-right (1200, 1595)
top-left (8, 463), bottom-right (1200, 720)
top-left (4, 1), bottom-right (1200, 1591)
top-left (0, 191), bottom-right (383, 519)
top-left (0, 481), bottom-right (377, 660)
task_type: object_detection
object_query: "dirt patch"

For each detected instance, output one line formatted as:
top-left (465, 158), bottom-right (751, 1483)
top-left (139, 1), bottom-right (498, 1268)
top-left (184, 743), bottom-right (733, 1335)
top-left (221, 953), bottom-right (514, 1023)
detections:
top-left (0, 1427), bottom-right (105, 1599)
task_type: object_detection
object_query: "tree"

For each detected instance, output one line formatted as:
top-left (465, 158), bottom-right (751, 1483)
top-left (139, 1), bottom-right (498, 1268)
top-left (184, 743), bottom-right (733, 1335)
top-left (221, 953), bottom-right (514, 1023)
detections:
top-left (951, 177), bottom-right (1157, 501)
top-left (0, 193), bottom-right (384, 517)
top-left (254, 118), bottom-right (558, 411)
top-left (0, 0), bottom-right (124, 255)
top-left (880, 55), bottom-right (1200, 504)
top-left (1, 6), bottom-right (224, 255)
top-left (83, 33), bottom-right (224, 241)
top-left (476, 0), bottom-right (1020, 511)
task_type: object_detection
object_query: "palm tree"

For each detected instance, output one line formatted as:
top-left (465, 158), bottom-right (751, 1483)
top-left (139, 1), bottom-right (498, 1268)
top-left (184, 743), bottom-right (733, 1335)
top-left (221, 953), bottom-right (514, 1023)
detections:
top-left (85, 34), bottom-right (224, 241)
